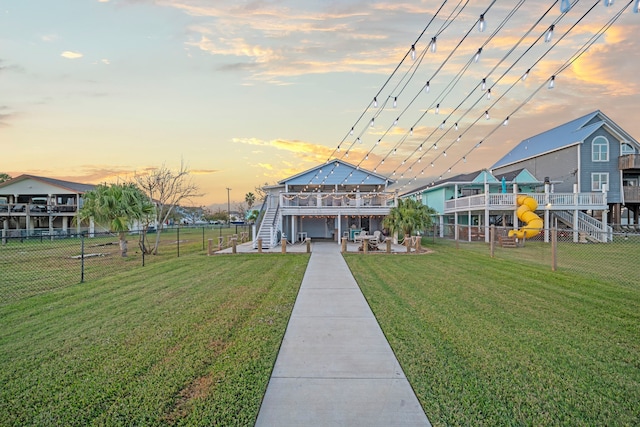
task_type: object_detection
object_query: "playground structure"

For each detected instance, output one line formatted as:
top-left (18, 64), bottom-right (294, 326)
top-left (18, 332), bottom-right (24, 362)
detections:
top-left (509, 195), bottom-right (544, 239)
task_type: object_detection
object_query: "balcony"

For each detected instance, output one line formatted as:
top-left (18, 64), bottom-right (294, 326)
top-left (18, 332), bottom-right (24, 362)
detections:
top-left (619, 154), bottom-right (640, 170)
top-left (444, 192), bottom-right (608, 214)
top-left (623, 186), bottom-right (640, 203)
top-left (279, 192), bottom-right (395, 216)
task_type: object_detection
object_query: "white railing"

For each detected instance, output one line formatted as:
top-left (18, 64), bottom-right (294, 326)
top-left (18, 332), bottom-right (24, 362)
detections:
top-left (280, 192), bottom-right (395, 209)
top-left (445, 192), bottom-right (607, 212)
top-left (553, 210), bottom-right (612, 242)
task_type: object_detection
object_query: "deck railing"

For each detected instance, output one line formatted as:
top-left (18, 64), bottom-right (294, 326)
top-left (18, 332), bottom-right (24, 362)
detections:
top-left (280, 192), bottom-right (395, 209)
top-left (445, 192), bottom-right (607, 212)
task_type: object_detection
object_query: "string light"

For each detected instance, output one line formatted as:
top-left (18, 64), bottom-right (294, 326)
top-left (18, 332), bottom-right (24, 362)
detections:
top-left (503, 117), bottom-right (510, 126)
top-left (394, 117), bottom-right (399, 126)
top-left (545, 25), bottom-right (555, 43)
top-left (357, 137), bottom-right (362, 143)
top-left (439, 120), bottom-right (446, 130)
top-left (370, 117), bottom-right (375, 127)
top-left (478, 14), bottom-right (486, 32)
top-left (425, 81), bottom-right (430, 93)
top-left (548, 75), bottom-right (555, 89)
top-left (485, 110), bottom-right (490, 120)
top-left (373, 97), bottom-right (378, 107)
top-left (419, 144), bottom-right (423, 151)
top-left (435, 103), bottom-right (440, 114)
top-left (411, 44), bottom-right (416, 60)
top-left (431, 37), bottom-right (437, 53)
top-left (457, 135), bottom-right (461, 142)
top-left (393, 97), bottom-right (397, 108)
top-left (481, 78), bottom-right (486, 90)
top-left (349, 127), bottom-right (354, 136)
top-left (474, 48), bottom-right (482, 63)
top-left (455, 122), bottom-right (459, 131)
top-left (486, 88), bottom-right (491, 100)
top-left (522, 69), bottom-right (530, 81)
top-left (410, 127), bottom-right (414, 136)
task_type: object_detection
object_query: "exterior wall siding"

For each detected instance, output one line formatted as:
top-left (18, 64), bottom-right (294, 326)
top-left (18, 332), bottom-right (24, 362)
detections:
top-left (580, 128), bottom-right (622, 203)
top-left (492, 146), bottom-right (578, 193)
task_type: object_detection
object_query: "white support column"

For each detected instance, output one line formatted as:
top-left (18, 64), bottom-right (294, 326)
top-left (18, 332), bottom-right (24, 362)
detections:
top-left (468, 211), bottom-right (472, 241)
top-left (439, 215), bottom-right (444, 238)
top-left (573, 183), bottom-right (579, 243)
top-left (454, 212), bottom-right (459, 240)
top-left (337, 213), bottom-right (341, 244)
top-left (544, 180), bottom-right (550, 243)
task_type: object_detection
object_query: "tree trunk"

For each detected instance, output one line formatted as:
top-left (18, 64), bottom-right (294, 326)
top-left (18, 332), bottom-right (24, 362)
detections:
top-left (405, 234), bottom-right (411, 253)
top-left (119, 231), bottom-right (128, 257)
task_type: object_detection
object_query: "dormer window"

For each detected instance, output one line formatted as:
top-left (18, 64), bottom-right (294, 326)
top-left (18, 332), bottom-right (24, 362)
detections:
top-left (592, 136), bottom-right (609, 162)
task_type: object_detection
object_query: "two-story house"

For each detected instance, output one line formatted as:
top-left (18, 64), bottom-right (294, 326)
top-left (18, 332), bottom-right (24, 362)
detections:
top-left (0, 175), bottom-right (95, 238)
top-left (491, 110), bottom-right (640, 228)
top-left (255, 160), bottom-right (396, 248)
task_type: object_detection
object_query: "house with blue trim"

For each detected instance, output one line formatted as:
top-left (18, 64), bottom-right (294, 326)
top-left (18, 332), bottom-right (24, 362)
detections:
top-left (255, 160), bottom-right (395, 248)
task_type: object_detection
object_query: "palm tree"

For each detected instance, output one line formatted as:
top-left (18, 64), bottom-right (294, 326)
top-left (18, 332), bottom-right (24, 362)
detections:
top-left (78, 183), bottom-right (154, 256)
top-left (245, 192), bottom-right (256, 211)
top-left (383, 198), bottom-right (436, 241)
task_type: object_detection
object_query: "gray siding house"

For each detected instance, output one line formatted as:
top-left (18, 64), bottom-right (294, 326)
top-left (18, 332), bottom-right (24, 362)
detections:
top-left (491, 110), bottom-right (640, 227)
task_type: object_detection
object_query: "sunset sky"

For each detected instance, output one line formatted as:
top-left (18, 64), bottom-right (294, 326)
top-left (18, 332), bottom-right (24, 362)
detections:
top-left (1, 1), bottom-right (638, 208)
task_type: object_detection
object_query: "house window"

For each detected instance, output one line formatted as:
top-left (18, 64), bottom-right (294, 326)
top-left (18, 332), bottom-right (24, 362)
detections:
top-left (592, 136), bottom-right (609, 162)
top-left (591, 172), bottom-right (609, 191)
top-left (621, 142), bottom-right (636, 155)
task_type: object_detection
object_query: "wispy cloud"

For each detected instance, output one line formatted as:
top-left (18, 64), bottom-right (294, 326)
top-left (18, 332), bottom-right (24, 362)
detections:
top-left (61, 51), bottom-right (83, 59)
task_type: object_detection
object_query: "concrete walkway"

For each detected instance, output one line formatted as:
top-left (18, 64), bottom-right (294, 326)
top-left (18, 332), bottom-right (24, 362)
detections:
top-left (255, 242), bottom-right (430, 426)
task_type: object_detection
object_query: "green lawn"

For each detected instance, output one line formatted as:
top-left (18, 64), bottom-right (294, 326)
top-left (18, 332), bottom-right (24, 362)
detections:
top-left (0, 253), bottom-right (308, 426)
top-left (345, 244), bottom-right (640, 426)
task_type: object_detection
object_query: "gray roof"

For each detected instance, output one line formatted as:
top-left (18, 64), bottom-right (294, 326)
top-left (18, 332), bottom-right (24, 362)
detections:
top-left (278, 159), bottom-right (394, 187)
top-left (491, 110), bottom-right (637, 170)
top-left (0, 175), bottom-right (95, 193)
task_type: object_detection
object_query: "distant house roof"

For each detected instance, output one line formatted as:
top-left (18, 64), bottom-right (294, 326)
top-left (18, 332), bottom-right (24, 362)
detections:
top-left (278, 159), bottom-right (394, 187)
top-left (403, 168), bottom-right (541, 198)
top-left (0, 175), bottom-right (95, 193)
top-left (491, 110), bottom-right (639, 170)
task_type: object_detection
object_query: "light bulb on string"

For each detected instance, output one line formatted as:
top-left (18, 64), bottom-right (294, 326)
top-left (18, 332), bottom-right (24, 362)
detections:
top-left (401, 160), bottom-right (405, 165)
top-left (373, 97), bottom-right (378, 108)
top-left (425, 81), bottom-right (430, 93)
top-left (337, 145), bottom-right (341, 152)
top-left (486, 89), bottom-right (491, 100)
top-left (435, 103), bottom-right (440, 114)
top-left (419, 144), bottom-right (422, 151)
top-left (410, 44), bottom-right (416, 60)
top-left (431, 162), bottom-right (434, 167)
top-left (393, 117), bottom-right (399, 126)
top-left (393, 148), bottom-right (397, 155)
top-left (478, 14), bottom-right (486, 32)
top-left (457, 135), bottom-right (461, 142)
top-left (356, 137), bottom-right (361, 144)
top-left (381, 159), bottom-right (385, 164)
top-left (545, 25), bottom-right (554, 43)
top-left (455, 122), bottom-right (458, 131)
top-left (522, 69), bottom-right (530, 81)
top-left (431, 37), bottom-right (437, 53)
top-left (485, 110), bottom-right (490, 120)
top-left (481, 78), bottom-right (486, 90)
top-left (448, 168), bottom-right (451, 173)
top-left (370, 117), bottom-right (375, 127)
top-left (548, 75), bottom-right (555, 89)
top-left (561, 0), bottom-right (571, 12)
top-left (410, 127), bottom-right (414, 136)
top-left (474, 48), bottom-right (482, 63)
top-left (393, 97), bottom-right (397, 108)
top-left (433, 143), bottom-right (438, 150)
top-left (418, 157), bottom-right (421, 163)
top-left (443, 151), bottom-right (447, 157)
top-left (463, 156), bottom-right (467, 163)
top-left (503, 117), bottom-right (510, 126)
top-left (350, 127), bottom-right (354, 135)
top-left (345, 151), bottom-right (349, 158)
top-left (365, 154), bottom-right (368, 160)
top-left (440, 120), bottom-right (446, 130)
top-left (376, 139), bottom-right (380, 145)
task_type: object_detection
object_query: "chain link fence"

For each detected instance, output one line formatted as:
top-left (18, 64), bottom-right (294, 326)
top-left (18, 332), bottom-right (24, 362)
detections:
top-left (426, 224), bottom-right (638, 288)
top-left (0, 225), bottom-right (252, 305)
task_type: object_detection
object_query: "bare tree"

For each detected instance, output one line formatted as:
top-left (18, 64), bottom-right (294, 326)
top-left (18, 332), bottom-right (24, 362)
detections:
top-left (135, 162), bottom-right (201, 254)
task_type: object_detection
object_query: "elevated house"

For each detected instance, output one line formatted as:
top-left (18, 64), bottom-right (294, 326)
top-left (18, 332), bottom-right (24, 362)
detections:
top-left (0, 175), bottom-right (95, 238)
top-left (403, 167), bottom-right (611, 243)
top-left (491, 110), bottom-right (640, 229)
top-left (403, 110), bottom-right (640, 243)
top-left (254, 160), bottom-right (396, 248)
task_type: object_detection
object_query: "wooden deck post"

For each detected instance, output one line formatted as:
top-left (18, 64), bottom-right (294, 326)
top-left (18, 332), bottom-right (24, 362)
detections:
top-left (208, 238), bottom-right (213, 256)
top-left (341, 237), bottom-right (347, 253)
top-left (306, 238), bottom-right (311, 253)
top-left (281, 238), bottom-right (287, 254)
top-left (258, 238), bottom-right (263, 253)
top-left (232, 238), bottom-right (237, 254)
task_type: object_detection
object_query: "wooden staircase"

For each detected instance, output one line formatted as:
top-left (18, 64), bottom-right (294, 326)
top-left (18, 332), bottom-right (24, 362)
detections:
top-left (498, 234), bottom-right (517, 248)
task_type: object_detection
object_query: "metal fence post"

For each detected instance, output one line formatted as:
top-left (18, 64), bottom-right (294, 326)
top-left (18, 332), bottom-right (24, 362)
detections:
top-left (142, 230), bottom-right (146, 267)
top-left (80, 233), bottom-right (85, 283)
top-left (490, 225), bottom-right (495, 258)
top-left (177, 227), bottom-right (180, 258)
top-left (551, 227), bottom-right (557, 271)
top-left (202, 227), bottom-right (205, 251)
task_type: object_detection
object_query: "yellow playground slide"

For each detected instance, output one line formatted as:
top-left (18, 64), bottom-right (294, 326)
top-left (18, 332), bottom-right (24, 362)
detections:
top-left (508, 195), bottom-right (543, 239)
